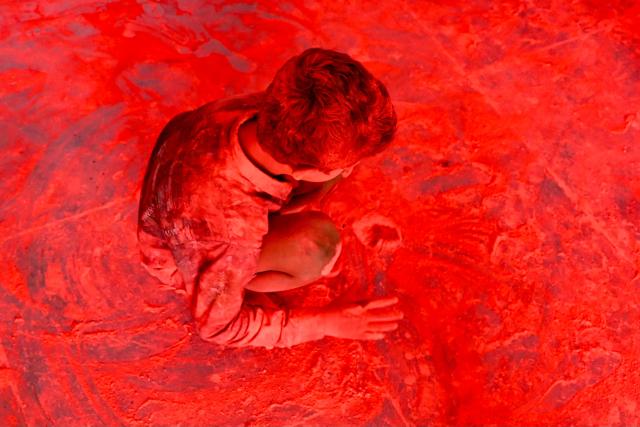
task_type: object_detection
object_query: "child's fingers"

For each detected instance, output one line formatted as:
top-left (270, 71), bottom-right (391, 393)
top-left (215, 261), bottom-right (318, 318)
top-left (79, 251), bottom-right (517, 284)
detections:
top-left (364, 296), bottom-right (399, 310)
top-left (363, 332), bottom-right (386, 340)
top-left (366, 308), bottom-right (404, 321)
top-left (367, 321), bottom-right (400, 332)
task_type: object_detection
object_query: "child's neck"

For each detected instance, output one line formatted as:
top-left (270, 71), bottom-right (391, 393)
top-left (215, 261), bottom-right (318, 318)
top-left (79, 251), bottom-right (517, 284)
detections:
top-left (238, 117), bottom-right (293, 178)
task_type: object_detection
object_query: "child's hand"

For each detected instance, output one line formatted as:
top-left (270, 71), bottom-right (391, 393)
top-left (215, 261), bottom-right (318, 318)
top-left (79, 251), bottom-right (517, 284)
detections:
top-left (321, 296), bottom-right (403, 341)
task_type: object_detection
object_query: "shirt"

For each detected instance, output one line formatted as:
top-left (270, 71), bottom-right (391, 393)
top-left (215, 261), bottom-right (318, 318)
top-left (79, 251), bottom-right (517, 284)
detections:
top-left (137, 92), bottom-right (326, 348)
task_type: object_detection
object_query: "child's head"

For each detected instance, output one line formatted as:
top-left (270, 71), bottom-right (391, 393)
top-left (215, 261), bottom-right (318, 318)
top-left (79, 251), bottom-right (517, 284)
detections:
top-left (257, 48), bottom-right (397, 175)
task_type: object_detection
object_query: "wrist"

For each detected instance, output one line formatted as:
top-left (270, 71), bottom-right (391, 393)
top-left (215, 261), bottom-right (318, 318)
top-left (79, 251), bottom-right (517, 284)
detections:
top-left (316, 307), bottom-right (338, 338)
top-left (290, 307), bottom-right (329, 341)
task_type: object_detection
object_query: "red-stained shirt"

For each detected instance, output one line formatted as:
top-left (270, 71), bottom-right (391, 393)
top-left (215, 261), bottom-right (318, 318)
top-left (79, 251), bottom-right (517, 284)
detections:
top-left (137, 92), bottom-right (324, 348)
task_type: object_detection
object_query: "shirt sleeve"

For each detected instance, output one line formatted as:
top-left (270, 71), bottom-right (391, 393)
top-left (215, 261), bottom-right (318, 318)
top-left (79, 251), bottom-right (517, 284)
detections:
top-left (188, 242), bottom-right (326, 349)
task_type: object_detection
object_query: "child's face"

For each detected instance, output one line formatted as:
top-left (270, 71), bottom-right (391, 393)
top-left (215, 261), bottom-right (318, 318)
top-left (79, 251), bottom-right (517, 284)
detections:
top-left (291, 161), bottom-right (360, 182)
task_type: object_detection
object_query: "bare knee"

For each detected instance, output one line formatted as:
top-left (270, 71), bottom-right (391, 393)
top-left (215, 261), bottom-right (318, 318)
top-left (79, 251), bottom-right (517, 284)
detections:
top-left (259, 211), bottom-right (342, 281)
top-left (291, 213), bottom-right (342, 281)
top-left (306, 213), bottom-right (340, 257)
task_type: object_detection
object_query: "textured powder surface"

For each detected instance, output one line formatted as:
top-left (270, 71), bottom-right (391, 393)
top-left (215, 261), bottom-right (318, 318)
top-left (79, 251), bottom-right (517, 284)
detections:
top-left (1, 1), bottom-right (639, 426)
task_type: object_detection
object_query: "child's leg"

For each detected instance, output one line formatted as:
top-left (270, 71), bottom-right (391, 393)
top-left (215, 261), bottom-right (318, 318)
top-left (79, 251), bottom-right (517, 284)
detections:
top-left (244, 210), bottom-right (343, 293)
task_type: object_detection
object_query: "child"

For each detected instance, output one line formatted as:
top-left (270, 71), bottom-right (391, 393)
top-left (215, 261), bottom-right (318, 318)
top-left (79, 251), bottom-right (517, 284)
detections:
top-left (137, 48), bottom-right (402, 349)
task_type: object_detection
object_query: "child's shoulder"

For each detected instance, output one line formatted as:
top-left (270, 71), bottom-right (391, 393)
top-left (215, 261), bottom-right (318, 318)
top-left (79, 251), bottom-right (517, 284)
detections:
top-left (196, 91), bottom-right (265, 115)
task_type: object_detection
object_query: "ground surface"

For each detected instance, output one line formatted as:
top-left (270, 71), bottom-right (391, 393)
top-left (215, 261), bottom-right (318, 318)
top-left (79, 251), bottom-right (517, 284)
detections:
top-left (1, 1), bottom-right (640, 426)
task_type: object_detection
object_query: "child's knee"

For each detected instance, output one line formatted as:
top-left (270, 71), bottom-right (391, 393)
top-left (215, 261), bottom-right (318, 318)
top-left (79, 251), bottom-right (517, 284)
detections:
top-left (299, 222), bottom-right (342, 280)
top-left (320, 240), bottom-right (342, 277)
top-left (262, 210), bottom-right (342, 281)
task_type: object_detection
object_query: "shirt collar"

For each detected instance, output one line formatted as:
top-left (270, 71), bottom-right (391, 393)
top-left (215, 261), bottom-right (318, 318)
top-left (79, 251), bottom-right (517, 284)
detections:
top-left (230, 110), bottom-right (294, 201)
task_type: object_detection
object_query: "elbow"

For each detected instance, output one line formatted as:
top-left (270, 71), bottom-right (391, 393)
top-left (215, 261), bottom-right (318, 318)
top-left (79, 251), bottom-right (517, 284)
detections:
top-left (196, 317), bottom-right (249, 347)
top-left (197, 326), bottom-right (216, 343)
top-left (195, 321), bottom-right (231, 346)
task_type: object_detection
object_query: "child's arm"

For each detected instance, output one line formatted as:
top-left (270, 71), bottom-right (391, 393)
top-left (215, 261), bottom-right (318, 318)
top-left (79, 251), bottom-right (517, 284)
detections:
top-left (188, 243), bottom-right (402, 348)
top-left (189, 243), bottom-right (326, 348)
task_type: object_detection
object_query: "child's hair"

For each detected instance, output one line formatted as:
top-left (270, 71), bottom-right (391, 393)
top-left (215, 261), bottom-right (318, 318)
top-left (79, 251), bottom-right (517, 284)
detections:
top-left (257, 48), bottom-right (397, 173)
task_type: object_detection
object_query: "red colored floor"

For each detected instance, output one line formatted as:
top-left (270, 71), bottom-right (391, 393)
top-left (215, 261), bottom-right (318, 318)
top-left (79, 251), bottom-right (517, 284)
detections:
top-left (1, 1), bottom-right (640, 426)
